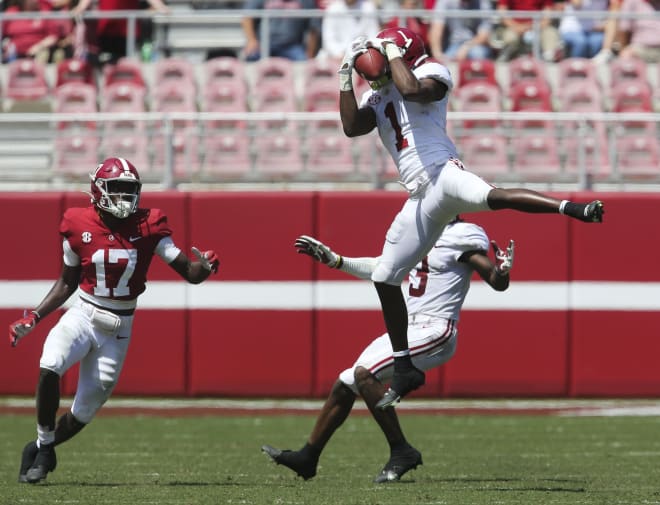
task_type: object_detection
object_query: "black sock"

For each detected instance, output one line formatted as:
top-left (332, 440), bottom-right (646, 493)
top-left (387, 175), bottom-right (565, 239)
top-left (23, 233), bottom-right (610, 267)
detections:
top-left (393, 355), bottom-right (413, 372)
top-left (300, 443), bottom-right (321, 462)
top-left (561, 201), bottom-right (586, 220)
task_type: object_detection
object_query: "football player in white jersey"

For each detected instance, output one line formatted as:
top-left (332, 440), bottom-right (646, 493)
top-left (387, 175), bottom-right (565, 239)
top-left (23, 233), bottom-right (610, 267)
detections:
top-left (338, 27), bottom-right (604, 409)
top-left (263, 219), bottom-right (514, 483)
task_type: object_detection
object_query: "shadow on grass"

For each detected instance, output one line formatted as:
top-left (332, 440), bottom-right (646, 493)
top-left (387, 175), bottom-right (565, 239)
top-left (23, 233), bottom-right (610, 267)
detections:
top-left (425, 476), bottom-right (586, 493)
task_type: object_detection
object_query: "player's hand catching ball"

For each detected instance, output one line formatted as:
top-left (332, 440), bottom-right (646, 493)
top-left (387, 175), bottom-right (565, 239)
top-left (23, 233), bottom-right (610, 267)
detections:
top-left (491, 240), bottom-right (514, 274)
top-left (9, 310), bottom-right (40, 347)
top-left (192, 247), bottom-right (219, 274)
top-left (295, 235), bottom-right (343, 269)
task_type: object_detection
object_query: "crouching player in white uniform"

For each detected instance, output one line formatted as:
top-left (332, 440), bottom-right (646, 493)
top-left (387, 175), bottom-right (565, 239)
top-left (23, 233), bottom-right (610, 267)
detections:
top-left (339, 27), bottom-right (604, 409)
top-left (8, 157), bottom-right (220, 484)
top-left (263, 218), bottom-right (514, 483)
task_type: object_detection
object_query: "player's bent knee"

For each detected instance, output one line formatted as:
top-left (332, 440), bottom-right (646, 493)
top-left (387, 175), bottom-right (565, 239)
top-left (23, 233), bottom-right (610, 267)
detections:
top-left (354, 366), bottom-right (379, 390)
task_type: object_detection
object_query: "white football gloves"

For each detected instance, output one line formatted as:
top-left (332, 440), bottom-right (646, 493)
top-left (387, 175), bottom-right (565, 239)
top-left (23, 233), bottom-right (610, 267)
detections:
top-left (338, 36), bottom-right (367, 91)
top-left (295, 235), bottom-right (343, 269)
top-left (367, 36), bottom-right (402, 60)
top-left (491, 239), bottom-right (515, 275)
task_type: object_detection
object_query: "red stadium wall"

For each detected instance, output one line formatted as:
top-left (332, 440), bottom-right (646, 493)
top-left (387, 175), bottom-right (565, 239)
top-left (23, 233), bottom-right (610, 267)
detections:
top-left (1, 191), bottom-right (659, 398)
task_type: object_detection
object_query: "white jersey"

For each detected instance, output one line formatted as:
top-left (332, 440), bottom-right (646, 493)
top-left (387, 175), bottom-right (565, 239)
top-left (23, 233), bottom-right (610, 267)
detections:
top-left (359, 59), bottom-right (458, 185)
top-left (405, 221), bottom-right (489, 321)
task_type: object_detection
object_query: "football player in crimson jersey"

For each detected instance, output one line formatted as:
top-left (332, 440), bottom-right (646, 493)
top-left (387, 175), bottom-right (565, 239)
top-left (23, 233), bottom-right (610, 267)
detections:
top-left (9, 157), bottom-right (219, 484)
top-left (338, 27), bottom-right (605, 409)
top-left (263, 220), bottom-right (514, 483)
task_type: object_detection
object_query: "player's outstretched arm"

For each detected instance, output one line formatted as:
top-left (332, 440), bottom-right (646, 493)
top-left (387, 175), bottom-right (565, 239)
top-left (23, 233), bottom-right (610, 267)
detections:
top-left (294, 235), bottom-right (377, 280)
top-left (169, 247), bottom-right (219, 284)
top-left (338, 37), bottom-right (378, 137)
top-left (462, 240), bottom-right (515, 292)
top-left (9, 264), bottom-right (81, 347)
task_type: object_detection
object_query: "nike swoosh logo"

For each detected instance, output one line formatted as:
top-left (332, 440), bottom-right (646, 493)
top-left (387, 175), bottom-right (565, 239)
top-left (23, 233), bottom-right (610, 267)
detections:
top-left (129, 236), bottom-right (141, 242)
top-left (116, 335), bottom-right (129, 340)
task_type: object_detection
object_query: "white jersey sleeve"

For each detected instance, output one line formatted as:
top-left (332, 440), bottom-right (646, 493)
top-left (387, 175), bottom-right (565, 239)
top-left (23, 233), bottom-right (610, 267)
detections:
top-left (155, 236), bottom-right (182, 264)
top-left (405, 222), bottom-right (489, 321)
top-left (358, 60), bottom-right (458, 184)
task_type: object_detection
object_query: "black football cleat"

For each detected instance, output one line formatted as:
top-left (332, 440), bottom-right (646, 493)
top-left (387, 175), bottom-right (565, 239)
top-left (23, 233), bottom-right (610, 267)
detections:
top-left (373, 445), bottom-right (423, 483)
top-left (25, 443), bottom-right (57, 484)
top-left (583, 200), bottom-right (604, 223)
top-left (18, 440), bottom-right (38, 483)
top-left (376, 367), bottom-right (425, 410)
top-left (261, 445), bottom-right (317, 480)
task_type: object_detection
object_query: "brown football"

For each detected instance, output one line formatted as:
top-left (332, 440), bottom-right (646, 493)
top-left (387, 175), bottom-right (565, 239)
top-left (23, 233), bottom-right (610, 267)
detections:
top-left (354, 47), bottom-right (388, 81)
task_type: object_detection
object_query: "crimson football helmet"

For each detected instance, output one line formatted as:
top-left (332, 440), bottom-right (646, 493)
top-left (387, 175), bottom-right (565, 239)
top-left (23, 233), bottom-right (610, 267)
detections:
top-left (89, 157), bottom-right (142, 219)
top-left (376, 27), bottom-right (428, 70)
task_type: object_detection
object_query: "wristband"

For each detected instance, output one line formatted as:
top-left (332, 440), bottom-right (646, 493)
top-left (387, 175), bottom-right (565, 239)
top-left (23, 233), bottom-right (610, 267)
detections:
top-left (334, 256), bottom-right (344, 269)
top-left (385, 44), bottom-right (403, 61)
top-left (31, 310), bottom-right (41, 323)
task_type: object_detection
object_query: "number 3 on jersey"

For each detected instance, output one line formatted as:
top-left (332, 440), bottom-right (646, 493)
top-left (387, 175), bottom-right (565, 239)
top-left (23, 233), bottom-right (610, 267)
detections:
top-left (91, 249), bottom-right (137, 297)
top-left (384, 102), bottom-right (409, 152)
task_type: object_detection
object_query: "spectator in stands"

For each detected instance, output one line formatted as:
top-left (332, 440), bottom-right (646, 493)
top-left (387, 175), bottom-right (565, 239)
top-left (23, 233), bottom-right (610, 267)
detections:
top-left (72, 0), bottom-right (170, 67)
top-left (2, 0), bottom-right (60, 63)
top-left (320, 0), bottom-right (381, 60)
top-left (592, 0), bottom-right (621, 62)
top-left (612, 0), bottom-right (660, 62)
top-left (382, 0), bottom-right (432, 52)
top-left (241, 0), bottom-right (322, 61)
top-left (558, 0), bottom-right (610, 58)
top-left (493, 0), bottom-right (563, 61)
top-left (428, 0), bottom-right (494, 62)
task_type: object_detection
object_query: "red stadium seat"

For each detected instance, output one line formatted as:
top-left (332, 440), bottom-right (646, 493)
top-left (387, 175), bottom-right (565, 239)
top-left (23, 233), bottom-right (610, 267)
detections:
top-left (53, 132), bottom-right (99, 176)
top-left (151, 79), bottom-right (197, 129)
top-left (302, 80), bottom-right (338, 112)
top-left (511, 134), bottom-right (561, 177)
top-left (557, 57), bottom-right (600, 89)
top-left (56, 58), bottom-right (95, 88)
top-left (101, 134), bottom-right (150, 173)
top-left (204, 57), bottom-right (247, 95)
top-left (253, 57), bottom-right (294, 87)
top-left (609, 56), bottom-right (648, 90)
top-left (457, 59), bottom-right (498, 88)
top-left (253, 81), bottom-right (298, 131)
top-left (154, 57), bottom-right (196, 89)
top-left (558, 80), bottom-right (603, 113)
top-left (459, 134), bottom-right (509, 176)
top-left (509, 80), bottom-right (553, 131)
top-left (101, 82), bottom-right (146, 112)
top-left (305, 134), bottom-right (355, 177)
top-left (103, 58), bottom-right (146, 89)
top-left (53, 82), bottom-right (98, 130)
top-left (508, 55), bottom-right (547, 85)
top-left (305, 57), bottom-right (340, 86)
top-left (202, 80), bottom-right (248, 131)
top-left (454, 82), bottom-right (502, 129)
top-left (562, 122), bottom-right (610, 180)
top-left (611, 81), bottom-right (654, 133)
top-left (5, 58), bottom-right (49, 100)
top-left (152, 127), bottom-right (201, 177)
top-left (202, 133), bottom-right (252, 178)
top-left (616, 135), bottom-right (660, 178)
top-left (253, 133), bottom-right (303, 177)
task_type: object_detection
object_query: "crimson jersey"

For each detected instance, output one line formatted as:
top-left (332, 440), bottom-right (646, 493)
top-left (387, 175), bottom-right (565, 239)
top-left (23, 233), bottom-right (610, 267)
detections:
top-left (60, 206), bottom-right (173, 302)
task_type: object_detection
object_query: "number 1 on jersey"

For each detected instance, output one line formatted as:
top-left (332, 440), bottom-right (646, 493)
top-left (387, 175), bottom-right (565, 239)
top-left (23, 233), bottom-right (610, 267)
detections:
top-left (384, 102), bottom-right (409, 152)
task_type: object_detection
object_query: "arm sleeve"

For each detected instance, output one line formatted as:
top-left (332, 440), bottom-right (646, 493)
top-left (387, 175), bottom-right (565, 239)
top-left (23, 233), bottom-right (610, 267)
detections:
top-left (338, 256), bottom-right (380, 280)
top-left (62, 239), bottom-right (80, 267)
top-left (154, 236), bottom-right (182, 264)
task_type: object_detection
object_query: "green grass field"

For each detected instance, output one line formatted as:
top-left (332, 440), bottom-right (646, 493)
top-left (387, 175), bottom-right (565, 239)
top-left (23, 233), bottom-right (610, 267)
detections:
top-left (2, 408), bottom-right (660, 505)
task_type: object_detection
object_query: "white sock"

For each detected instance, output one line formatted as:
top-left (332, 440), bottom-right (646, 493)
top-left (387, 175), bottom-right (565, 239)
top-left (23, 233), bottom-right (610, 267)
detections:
top-left (37, 424), bottom-right (55, 447)
top-left (392, 350), bottom-right (410, 358)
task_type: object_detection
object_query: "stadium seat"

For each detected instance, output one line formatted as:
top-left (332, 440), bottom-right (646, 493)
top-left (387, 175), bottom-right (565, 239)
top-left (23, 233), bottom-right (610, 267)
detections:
top-left (204, 57), bottom-right (247, 92)
top-left (558, 80), bottom-right (603, 113)
top-left (252, 81), bottom-right (298, 131)
top-left (55, 58), bottom-right (95, 88)
top-left (458, 134), bottom-right (509, 176)
top-left (509, 80), bottom-right (553, 131)
top-left (202, 133), bottom-right (252, 178)
top-left (508, 55), bottom-right (547, 85)
top-left (511, 134), bottom-right (561, 177)
top-left (302, 80), bottom-right (339, 112)
top-left (609, 56), bottom-right (648, 91)
top-left (305, 57), bottom-right (340, 86)
top-left (202, 80), bottom-right (248, 131)
top-left (152, 127), bottom-right (201, 177)
top-left (5, 58), bottom-right (49, 101)
top-left (457, 59), bottom-right (498, 88)
top-left (100, 82), bottom-right (146, 112)
top-left (616, 135), bottom-right (660, 178)
top-left (102, 58), bottom-right (146, 89)
top-left (154, 57), bottom-right (196, 90)
top-left (100, 133), bottom-right (150, 173)
top-left (305, 134), bottom-right (355, 177)
top-left (355, 133), bottom-right (397, 180)
top-left (53, 132), bottom-right (99, 176)
top-left (611, 81), bottom-right (654, 133)
top-left (557, 57), bottom-right (600, 90)
top-left (151, 80), bottom-right (198, 129)
top-left (53, 82), bottom-right (98, 130)
top-left (562, 122), bottom-right (610, 180)
top-left (453, 82), bottom-right (502, 129)
top-left (253, 57), bottom-right (294, 87)
top-left (253, 133), bottom-right (303, 177)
